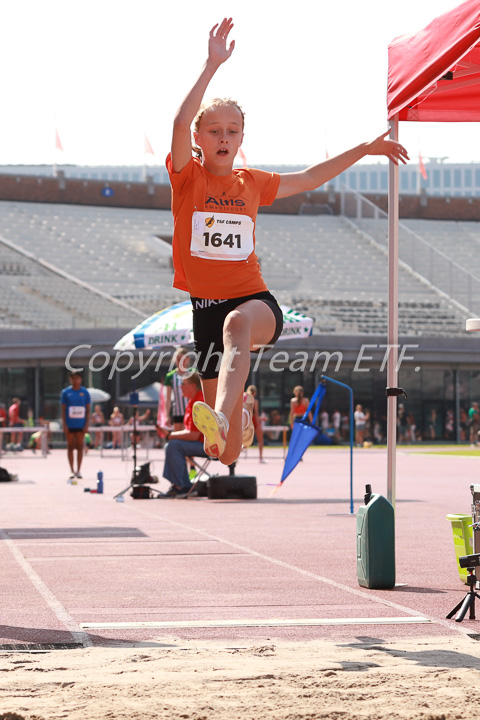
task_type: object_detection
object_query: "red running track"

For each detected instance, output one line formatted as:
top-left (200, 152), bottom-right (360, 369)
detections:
top-left (0, 444), bottom-right (478, 648)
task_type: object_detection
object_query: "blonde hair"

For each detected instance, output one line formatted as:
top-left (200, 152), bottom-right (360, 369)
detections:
top-left (293, 386), bottom-right (304, 405)
top-left (192, 98), bottom-right (245, 159)
top-left (246, 385), bottom-right (257, 396)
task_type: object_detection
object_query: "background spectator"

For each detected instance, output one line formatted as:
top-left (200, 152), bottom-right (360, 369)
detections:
top-left (8, 397), bottom-right (24, 447)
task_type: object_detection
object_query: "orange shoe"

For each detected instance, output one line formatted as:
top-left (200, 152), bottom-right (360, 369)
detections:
top-left (192, 402), bottom-right (228, 458)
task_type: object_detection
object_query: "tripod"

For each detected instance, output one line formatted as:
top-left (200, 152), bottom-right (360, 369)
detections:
top-left (114, 397), bottom-right (162, 501)
top-left (446, 568), bottom-right (480, 622)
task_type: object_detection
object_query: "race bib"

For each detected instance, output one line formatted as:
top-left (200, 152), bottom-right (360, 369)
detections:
top-left (191, 211), bottom-right (254, 261)
top-left (68, 406), bottom-right (86, 419)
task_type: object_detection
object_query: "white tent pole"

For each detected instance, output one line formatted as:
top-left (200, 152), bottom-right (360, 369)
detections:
top-left (387, 116), bottom-right (400, 509)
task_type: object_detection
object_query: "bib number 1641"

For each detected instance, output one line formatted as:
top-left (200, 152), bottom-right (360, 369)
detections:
top-left (203, 232), bottom-right (241, 249)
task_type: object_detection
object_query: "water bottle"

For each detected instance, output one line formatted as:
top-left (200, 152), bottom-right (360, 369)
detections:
top-left (97, 471), bottom-right (104, 494)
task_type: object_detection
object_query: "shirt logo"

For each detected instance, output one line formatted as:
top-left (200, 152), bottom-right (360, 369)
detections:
top-left (206, 195), bottom-right (246, 207)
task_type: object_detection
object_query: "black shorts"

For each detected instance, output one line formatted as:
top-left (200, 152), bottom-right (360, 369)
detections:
top-left (191, 290), bottom-right (284, 380)
top-left (172, 415), bottom-right (184, 424)
top-left (66, 427), bottom-right (86, 433)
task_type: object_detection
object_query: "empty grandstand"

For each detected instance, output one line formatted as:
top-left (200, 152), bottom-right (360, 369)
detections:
top-left (0, 200), bottom-right (472, 335)
top-left (1, 191), bottom-right (480, 440)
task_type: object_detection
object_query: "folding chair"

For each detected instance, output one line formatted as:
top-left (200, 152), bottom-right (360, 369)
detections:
top-left (184, 456), bottom-right (218, 498)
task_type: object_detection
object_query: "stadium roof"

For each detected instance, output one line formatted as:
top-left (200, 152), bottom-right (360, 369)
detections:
top-left (388, 0), bottom-right (480, 121)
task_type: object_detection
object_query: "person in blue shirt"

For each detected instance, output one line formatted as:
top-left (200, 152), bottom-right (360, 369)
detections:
top-left (61, 371), bottom-right (91, 480)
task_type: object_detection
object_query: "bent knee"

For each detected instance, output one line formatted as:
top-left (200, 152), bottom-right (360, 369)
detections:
top-left (223, 309), bottom-right (247, 339)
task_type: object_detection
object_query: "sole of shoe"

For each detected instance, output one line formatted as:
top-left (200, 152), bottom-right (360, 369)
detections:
top-left (192, 402), bottom-right (227, 458)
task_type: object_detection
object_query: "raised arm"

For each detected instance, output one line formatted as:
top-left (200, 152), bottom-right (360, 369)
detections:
top-left (276, 130), bottom-right (409, 199)
top-left (171, 18), bottom-right (235, 173)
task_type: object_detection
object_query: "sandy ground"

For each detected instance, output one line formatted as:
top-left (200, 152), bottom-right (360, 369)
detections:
top-left (2, 634), bottom-right (480, 719)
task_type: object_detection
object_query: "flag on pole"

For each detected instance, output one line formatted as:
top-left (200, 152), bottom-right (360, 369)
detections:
top-left (144, 134), bottom-right (155, 155)
top-left (55, 128), bottom-right (63, 152)
top-left (419, 151), bottom-right (428, 180)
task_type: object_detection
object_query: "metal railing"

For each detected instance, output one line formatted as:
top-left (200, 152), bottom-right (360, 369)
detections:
top-left (339, 185), bottom-right (480, 316)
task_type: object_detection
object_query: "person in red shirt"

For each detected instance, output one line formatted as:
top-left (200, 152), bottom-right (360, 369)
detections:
top-left (0, 403), bottom-right (7, 450)
top-left (157, 371), bottom-right (207, 497)
top-left (8, 397), bottom-right (24, 446)
top-left (169, 18), bottom-right (409, 467)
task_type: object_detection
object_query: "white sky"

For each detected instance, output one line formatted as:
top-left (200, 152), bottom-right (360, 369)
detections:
top-left (0, 0), bottom-right (477, 168)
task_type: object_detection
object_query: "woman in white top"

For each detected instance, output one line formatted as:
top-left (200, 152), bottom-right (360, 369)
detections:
top-left (354, 404), bottom-right (369, 447)
top-left (91, 404), bottom-right (105, 449)
top-left (109, 407), bottom-right (124, 449)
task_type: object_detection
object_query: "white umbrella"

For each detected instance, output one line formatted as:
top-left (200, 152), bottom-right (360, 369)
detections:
top-left (87, 388), bottom-right (111, 404)
top-left (114, 300), bottom-right (313, 351)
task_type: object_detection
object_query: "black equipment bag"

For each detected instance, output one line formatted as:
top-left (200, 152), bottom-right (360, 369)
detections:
top-left (195, 479), bottom-right (208, 497)
top-left (0, 467), bottom-right (12, 482)
top-left (207, 475), bottom-right (257, 500)
top-left (131, 485), bottom-right (152, 499)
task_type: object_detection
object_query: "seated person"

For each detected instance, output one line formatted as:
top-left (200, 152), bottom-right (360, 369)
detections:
top-left (157, 371), bottom-right (206, 497)
top-left (91, 404), bottom-right (105, 449)
top-left (84, 431), bottom-right (94, 452)
top-left (265, 409), bottom-right (283, 442)
top-left (27, 419), bottom-right (50, 453)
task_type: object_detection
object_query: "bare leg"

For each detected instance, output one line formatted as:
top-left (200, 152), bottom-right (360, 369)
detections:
top-left (256, 424), bottom-right (264, 461)
top-left (75, 433), bottom-right (84, 474)
top-left (201, 377), bottom-right (244, 465)
top-left (200, 300), bottom-right (276, 466)
top-left (66, 432), bottom-right (75, 473)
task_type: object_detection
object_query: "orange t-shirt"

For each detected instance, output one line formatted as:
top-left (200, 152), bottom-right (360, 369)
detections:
top-left (166, 154), bottom-right (280, 299)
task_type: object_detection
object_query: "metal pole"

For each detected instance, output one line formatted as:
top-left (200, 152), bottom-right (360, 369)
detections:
top-left (387, 117), bottom-right (399, 509)
top-left (455, 369), bottom-right (461, 444)
top-left (321, 375), bottom-right (354, 514)
top-left (34, 364), bottom-right (41, 419)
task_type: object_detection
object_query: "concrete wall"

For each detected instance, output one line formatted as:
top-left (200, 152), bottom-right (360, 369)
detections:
top-left (2, 171), bottom-right (480, 219)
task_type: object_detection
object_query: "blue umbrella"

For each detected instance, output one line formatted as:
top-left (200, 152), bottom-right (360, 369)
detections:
top-left (280, 383), bottom-right (331, 484)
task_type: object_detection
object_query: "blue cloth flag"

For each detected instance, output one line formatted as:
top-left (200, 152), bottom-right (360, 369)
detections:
top-left (280, 383), bottom-right (331, 484)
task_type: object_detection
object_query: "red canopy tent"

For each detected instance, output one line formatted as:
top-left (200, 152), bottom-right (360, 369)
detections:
top-left (386, 1), bottom-right (480, 507)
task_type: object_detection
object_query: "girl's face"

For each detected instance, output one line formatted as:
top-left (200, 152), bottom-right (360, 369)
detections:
top-left (193, 105), bottom-right (244, 175)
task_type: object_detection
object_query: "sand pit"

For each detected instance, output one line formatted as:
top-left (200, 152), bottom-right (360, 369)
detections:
top-left (1, 634), bottom-right (480, 719)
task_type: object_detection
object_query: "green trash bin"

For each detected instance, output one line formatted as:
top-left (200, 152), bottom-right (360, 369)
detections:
top-left (446, 514), bottom-right (474, 584)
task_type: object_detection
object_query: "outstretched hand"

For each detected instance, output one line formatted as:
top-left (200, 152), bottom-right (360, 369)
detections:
top-left (366, 130), bottom-right (409, 165)
top-left (208, 18), bottom-right (235, 67)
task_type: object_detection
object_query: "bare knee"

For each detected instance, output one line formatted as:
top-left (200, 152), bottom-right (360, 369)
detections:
top-left (223, 310), bottom-right (249, 346)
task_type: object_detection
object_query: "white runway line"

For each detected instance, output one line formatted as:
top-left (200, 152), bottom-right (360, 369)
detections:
top-left (0, 528), bottom-right (92, 648)
top-left (81, 617), bottom-right (432, 630)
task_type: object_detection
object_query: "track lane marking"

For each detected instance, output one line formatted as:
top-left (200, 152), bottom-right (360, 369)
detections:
top-left (0, 528), bottom-right (92, 648)
top-left (81, 617), bottom-right (431, 629)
